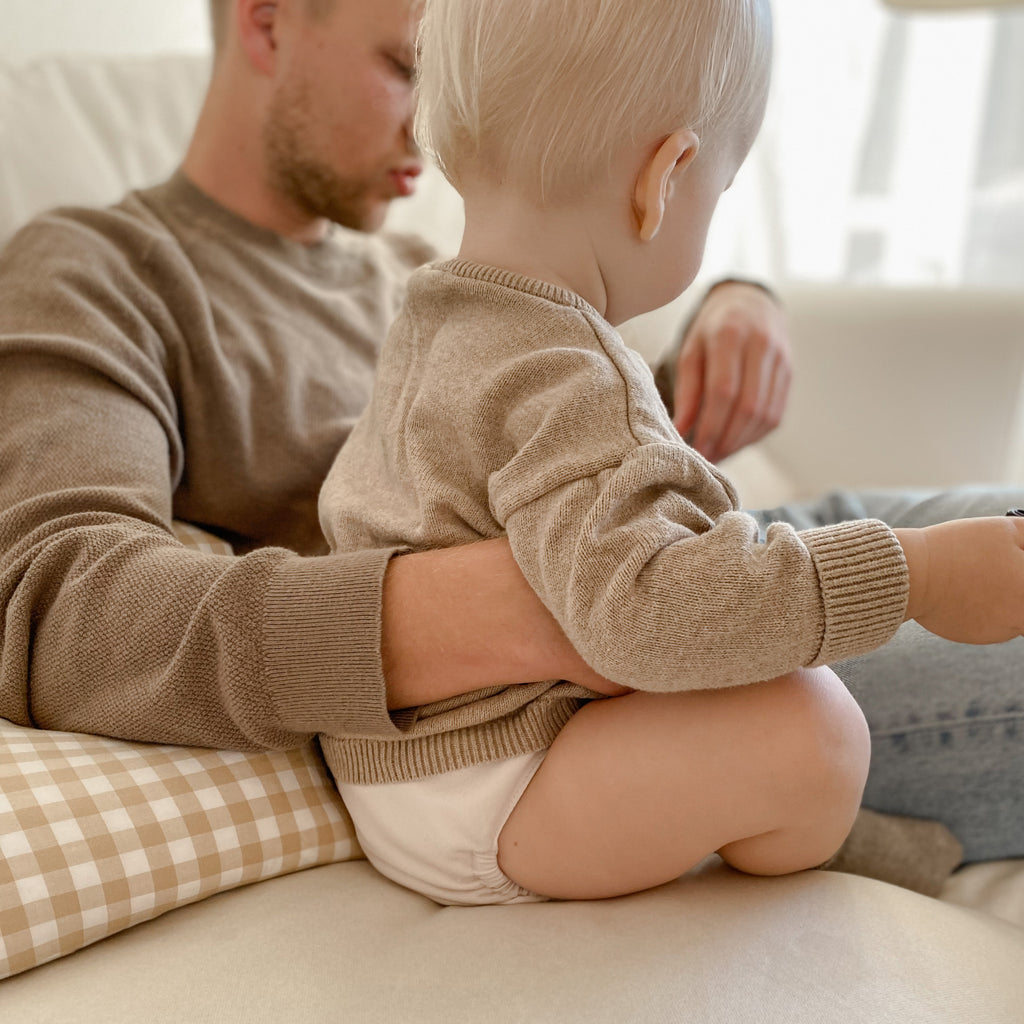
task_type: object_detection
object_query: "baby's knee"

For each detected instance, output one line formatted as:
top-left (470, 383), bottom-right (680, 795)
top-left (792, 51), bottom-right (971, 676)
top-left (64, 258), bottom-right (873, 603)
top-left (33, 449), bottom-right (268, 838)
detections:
top-left (718, 668), bottom-right (871, 876)
top-left (773, 666), bottom-right (871, 820)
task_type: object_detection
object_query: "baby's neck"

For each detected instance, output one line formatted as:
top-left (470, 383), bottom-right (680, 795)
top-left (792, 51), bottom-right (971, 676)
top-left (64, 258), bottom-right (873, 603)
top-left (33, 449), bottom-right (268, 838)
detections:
top-left (458, 189), bottom-right (611, 320)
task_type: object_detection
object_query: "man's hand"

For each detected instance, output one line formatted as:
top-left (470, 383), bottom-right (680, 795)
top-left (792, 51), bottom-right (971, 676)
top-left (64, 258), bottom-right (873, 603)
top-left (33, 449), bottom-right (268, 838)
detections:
top-left (896, 517), bottom-right (1024, 645)
top-left (672, 280), bottom-right (791, 463)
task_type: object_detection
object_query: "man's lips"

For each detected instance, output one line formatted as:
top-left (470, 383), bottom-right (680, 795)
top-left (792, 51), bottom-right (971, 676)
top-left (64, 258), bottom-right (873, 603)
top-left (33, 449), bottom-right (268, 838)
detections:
top-left (388, 164), bottom-right (423, 197)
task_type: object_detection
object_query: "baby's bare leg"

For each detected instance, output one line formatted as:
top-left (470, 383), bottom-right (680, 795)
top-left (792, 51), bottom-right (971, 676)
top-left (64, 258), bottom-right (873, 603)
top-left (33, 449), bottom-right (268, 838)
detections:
top-left (498, 667), bottom-right (869, 901)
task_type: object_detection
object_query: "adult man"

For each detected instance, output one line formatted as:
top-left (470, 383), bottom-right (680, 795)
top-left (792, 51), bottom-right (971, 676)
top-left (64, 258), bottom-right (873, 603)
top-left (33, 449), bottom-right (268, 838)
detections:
top-left (0, 0), bottom-right (1020, 871)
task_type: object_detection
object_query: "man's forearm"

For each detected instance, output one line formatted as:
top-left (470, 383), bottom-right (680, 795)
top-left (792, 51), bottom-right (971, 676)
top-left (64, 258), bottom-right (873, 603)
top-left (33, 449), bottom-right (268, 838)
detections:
top-left (381, 538), bottom-right (629, 709)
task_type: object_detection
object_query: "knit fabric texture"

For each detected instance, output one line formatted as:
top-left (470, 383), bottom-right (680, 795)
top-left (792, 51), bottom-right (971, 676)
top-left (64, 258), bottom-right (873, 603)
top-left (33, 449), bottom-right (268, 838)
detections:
top-left (318, 260), bottom-right (910, 785)
top-left (0, 172), bottom-right (433, 749)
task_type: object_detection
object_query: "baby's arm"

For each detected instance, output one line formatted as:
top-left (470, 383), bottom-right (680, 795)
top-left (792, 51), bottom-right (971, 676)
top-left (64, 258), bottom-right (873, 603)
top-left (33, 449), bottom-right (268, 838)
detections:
top-left (895, 516), bottom-right (1024, 644)
top-left (487, 331), bottom-right (908, 691)
top-left (500, 465), bottom-right (906, 692)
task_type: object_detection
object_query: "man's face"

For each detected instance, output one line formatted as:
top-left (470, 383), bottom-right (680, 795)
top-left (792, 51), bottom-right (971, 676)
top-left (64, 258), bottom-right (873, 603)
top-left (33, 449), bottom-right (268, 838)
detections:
top-left (264, 0), bottom-right (422, 232)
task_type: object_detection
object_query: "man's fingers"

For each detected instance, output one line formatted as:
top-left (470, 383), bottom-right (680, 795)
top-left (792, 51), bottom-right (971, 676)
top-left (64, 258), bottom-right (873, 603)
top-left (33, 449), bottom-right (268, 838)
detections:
top-left (765, 355), bottom-right (792, 434)
top-left (670, 282), bottom-right (792, 462)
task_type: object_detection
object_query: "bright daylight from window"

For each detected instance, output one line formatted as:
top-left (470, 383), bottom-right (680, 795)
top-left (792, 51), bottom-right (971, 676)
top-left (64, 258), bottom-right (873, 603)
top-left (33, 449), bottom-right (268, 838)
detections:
top-left (706, 0), bottom-right (1024, 288)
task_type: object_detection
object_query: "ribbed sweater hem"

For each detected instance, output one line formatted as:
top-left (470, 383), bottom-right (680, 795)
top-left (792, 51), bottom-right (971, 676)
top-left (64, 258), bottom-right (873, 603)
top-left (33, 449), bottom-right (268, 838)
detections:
top-left (320, 693), bottom-right (587, 784)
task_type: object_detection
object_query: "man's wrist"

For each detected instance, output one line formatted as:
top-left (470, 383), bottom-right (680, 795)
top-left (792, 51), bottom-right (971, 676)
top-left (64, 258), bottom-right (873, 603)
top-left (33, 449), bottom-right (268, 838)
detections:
top-left (381, 539), bottom-right (568, 710)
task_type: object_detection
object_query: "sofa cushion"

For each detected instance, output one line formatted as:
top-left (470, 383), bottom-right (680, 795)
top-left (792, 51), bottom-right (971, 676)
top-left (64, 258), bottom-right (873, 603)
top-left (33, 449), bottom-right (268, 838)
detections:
top-left (1, 857), bottom-right (1022, 1022)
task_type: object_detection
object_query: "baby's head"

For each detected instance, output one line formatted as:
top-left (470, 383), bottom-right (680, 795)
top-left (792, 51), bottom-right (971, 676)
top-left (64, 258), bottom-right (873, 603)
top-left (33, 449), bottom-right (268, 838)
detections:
top-left (415, 0), bottom-right (772, 206)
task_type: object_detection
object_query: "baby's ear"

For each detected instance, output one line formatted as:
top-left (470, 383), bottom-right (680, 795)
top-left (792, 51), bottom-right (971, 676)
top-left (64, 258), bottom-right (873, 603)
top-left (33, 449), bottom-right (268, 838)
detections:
top-left (633, 130), bottom-right (700, 242)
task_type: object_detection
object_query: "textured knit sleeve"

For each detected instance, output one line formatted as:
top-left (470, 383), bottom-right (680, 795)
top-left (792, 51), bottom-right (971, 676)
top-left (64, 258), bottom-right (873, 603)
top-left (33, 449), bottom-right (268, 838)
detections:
top-left (486, 310), bottom-right (909, 692)
top-left (0, 208), bottom-right (402, 748)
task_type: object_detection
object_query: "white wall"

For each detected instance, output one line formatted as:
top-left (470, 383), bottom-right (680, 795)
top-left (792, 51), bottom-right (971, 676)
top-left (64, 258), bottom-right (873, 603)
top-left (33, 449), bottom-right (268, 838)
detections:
top-left (6, 0), bottom-right (211, 64)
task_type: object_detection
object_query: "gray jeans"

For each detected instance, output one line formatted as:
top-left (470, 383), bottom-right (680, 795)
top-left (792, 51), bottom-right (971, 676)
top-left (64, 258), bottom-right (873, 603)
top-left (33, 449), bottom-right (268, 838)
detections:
top-left (753, 487), bottom-right (1024, 863)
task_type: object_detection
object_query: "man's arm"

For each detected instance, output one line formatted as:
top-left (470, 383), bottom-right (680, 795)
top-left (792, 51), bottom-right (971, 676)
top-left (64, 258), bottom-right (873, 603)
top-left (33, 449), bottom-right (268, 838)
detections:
top-left (381, 539), bottom-right (630, 710)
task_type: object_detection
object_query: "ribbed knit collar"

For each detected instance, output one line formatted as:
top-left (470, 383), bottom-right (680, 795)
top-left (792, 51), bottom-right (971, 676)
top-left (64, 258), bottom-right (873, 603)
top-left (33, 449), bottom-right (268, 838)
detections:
top-left (436, 257), bottom-right (600, 317)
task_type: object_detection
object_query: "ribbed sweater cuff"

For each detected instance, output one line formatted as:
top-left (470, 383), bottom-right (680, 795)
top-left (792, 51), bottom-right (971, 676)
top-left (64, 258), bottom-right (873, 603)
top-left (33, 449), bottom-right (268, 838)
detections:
top-left (800, 519), bottom-right (909, 665)
top-left (262, 548), bottom-right (403, 737)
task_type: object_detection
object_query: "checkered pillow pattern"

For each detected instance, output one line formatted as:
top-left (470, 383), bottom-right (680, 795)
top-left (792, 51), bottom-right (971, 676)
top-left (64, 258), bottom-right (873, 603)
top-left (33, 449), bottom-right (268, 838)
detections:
top-left (0, 722), bottom-right (361, 980)
top-left (0, 521), bottom-right (365, 978)
top-left (169, 519), bottom-right (236, 554)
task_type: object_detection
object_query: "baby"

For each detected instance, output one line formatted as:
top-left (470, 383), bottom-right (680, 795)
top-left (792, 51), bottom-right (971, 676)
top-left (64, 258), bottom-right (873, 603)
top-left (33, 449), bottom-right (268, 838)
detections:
top-left (317, 0), bottom-right (1024, 905)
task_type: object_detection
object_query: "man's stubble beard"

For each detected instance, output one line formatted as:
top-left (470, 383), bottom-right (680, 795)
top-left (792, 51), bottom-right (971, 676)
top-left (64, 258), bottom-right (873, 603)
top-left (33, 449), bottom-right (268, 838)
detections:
top-left (263, 77), bottom-right (383, 233)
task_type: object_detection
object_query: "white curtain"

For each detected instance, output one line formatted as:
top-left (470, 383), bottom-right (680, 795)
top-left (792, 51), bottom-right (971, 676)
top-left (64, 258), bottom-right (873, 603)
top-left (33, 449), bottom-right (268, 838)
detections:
top-left (702, 0), bottom-right (1024, 288)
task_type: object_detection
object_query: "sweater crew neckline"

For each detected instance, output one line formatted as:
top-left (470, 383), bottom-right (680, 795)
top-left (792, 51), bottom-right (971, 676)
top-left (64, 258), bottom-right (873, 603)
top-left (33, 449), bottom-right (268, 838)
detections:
top-left (144, 170), bottom-right (368, 278)
top-left (436, 258), bottom-right (599, 316)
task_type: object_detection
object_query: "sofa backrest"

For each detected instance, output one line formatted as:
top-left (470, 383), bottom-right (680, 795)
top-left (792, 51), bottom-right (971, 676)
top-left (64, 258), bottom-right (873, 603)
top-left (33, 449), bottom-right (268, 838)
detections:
top-left (0, 55), bottom-right (210, 246)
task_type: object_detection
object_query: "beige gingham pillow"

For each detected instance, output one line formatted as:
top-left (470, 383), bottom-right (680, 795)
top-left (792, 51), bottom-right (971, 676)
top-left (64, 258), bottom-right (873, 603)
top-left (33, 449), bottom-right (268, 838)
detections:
top-left (0, 721), bottom-right (362, 979)
top-left (0, 523), bottom-right (362, 979)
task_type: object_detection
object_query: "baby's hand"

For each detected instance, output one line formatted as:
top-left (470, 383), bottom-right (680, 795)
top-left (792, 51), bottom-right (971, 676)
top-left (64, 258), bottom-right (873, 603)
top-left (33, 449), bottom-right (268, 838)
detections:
top-left (895, 517), bottom-right (1024, 644)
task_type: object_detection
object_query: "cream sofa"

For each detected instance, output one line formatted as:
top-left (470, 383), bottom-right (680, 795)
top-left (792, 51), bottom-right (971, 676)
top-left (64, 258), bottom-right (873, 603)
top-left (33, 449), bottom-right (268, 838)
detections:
top-left (1, 53), bottom-right (1023, 1022)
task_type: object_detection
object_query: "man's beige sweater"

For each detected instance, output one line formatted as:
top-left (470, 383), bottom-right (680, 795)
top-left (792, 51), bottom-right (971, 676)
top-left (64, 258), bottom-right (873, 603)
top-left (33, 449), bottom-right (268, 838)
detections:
top-left (319, 260), bottom-right (910, 785)
top-left (0, 173), bottom-right (434, 749)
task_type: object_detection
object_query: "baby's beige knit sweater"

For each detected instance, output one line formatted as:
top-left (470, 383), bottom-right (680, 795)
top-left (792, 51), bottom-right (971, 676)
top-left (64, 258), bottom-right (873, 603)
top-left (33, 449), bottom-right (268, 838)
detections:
top-left (319, 260), bottom-right (910, 785)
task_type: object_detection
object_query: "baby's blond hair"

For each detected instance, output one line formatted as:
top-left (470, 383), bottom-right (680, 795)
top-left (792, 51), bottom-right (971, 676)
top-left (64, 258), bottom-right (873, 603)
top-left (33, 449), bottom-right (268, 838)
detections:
top-left (415, 0), bottom-right (771, 203)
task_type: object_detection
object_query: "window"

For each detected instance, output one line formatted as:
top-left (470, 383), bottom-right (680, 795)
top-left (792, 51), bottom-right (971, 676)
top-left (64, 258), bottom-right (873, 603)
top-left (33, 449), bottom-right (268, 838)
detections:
top-left (704, 0), bottom-right (1024, 288)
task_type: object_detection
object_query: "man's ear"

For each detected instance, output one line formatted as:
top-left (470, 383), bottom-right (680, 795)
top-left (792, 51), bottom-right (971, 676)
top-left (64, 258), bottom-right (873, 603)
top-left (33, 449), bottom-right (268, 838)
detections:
top-left (236, 0), bottom-right (279, 76)
top-left (633, 130), bottom-right (700, 242)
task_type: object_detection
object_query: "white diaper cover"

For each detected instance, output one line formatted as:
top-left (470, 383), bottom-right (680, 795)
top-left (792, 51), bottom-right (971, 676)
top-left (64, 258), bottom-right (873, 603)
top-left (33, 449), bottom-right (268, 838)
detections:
top-left (338, 749), bottom-right (549, 906)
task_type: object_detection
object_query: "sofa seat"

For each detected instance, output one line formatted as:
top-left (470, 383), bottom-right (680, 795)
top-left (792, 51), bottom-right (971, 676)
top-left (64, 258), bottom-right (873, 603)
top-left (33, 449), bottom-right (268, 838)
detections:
top-left (2, 857), bottom-right (1024, 1024)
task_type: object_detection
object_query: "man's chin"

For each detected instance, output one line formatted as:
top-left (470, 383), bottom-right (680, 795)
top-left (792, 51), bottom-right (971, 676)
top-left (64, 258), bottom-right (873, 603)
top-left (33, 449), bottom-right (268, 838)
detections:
top-left (331, 198), bottom-right (390, 234)
top-left (360, 202), bottom-right (391, 234)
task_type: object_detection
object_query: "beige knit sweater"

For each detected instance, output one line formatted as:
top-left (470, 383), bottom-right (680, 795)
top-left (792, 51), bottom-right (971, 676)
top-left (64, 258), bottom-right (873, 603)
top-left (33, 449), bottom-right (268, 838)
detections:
top-left (0, 172), bottom-right (433, 749)
top-left (318, 260), bottom-right (910, 785)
